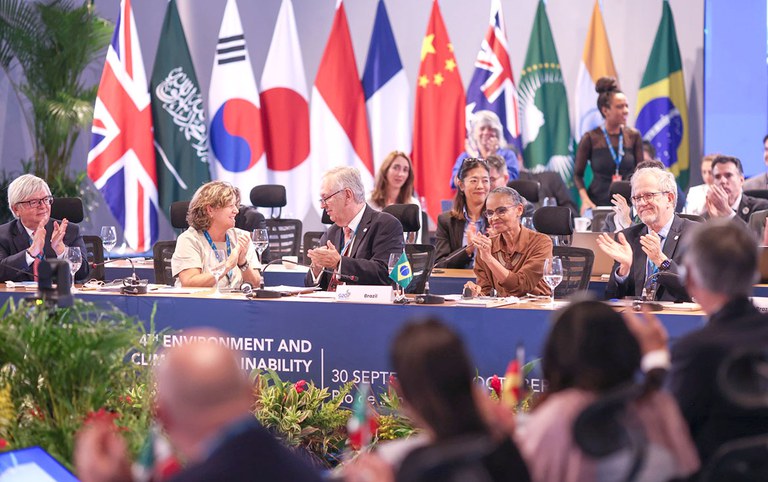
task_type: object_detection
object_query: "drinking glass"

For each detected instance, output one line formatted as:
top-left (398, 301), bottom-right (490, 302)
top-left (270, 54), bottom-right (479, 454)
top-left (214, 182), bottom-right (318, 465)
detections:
top-left (542, 197), bottom-right (557, 207)
top-left (252, 228), bottom-right (269, 264)
top-left (66, 246), bottom-right (82, 292)
top-left (100, 226), bottom-right (117, 261)
top-left (207, 248), bottom-right (228, 297)
top-left (543, 257), bottom-right (563, 307)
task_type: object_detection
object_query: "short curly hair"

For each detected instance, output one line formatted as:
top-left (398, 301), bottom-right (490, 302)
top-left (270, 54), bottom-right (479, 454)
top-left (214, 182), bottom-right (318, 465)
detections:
top-left (186, 181), bottom-right (241, 231)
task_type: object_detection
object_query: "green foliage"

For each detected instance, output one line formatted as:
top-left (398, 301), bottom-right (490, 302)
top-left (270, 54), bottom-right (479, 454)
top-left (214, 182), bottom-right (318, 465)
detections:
top-left (374, 381), bottom-right (417, 442)
top-left (253, 370), bottom-right (353, 468)
top-left (0, 0), bottom-right (112, 181)
top-left (0, 298), bottom-right (157, 469)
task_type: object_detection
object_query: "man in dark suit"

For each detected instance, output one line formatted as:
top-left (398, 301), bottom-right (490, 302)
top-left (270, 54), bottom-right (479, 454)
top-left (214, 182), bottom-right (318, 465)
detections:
top-left (626, 219), bottom-right (768, 469)
top-left (0, 174), bottom-right (89, 282)
top-left (598, 167), bottom-right (692, 301)
top-left (75, 329), bottom-right (323, 482)
top-left (705, 155), bottom-right (768, 222)
top-left (305, 166), bottom-right (404, 290)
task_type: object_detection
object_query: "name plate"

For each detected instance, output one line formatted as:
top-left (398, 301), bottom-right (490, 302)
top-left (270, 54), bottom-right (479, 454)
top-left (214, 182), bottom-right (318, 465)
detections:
top-left (335, 285), bottom-right (393, 303)
top-left (750, 297), bottom-right (768, 314)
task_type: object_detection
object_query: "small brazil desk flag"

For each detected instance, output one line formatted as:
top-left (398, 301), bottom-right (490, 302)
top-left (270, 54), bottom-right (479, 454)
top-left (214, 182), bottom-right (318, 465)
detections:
top-left (389, 251), bottom-right (412, 289)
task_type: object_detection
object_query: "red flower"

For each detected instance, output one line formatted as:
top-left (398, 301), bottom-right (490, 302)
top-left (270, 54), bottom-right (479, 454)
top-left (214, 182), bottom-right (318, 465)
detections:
top-left (294, 380), bottom-right (307, 393)
top-left (388, 374), bottom-right (397, 386)
top-left (84, 407), bottom-right (120, 426)
top-left (27, 406), bottom-right (45, 421)
top-left (0, 439), bottom-right (8, 450)
top-left (490, 375), bottom-right (502, 397)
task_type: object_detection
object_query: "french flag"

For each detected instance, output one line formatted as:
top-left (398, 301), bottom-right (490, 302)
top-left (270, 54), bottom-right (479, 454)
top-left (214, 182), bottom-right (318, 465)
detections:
top-left (208, 0), bottom-right (266, 200)
top-left (362, 0), bottom-right (411, 173)
top-left (310, 0), bottom-right (373, 214)
top-left (466, 0), bottom-right (522, 155)
top-left (261, 0), bottom-right (311, 219)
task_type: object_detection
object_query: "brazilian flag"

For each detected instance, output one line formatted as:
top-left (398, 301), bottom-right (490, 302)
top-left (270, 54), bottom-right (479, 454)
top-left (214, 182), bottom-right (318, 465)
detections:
top-left (636, 0), bottom-right (689, 190)
top-left (388, 251), bottom-right (412, 289)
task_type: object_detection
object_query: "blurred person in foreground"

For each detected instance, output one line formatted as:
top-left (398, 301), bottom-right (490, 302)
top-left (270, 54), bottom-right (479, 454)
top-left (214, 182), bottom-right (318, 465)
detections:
top-left (346, 318), bottom-right (531, 482)
top-left (463, 187), bottom-right (552, 297)
top-left (75, 329), bottom-right (323, 482)
top-left (450, 110), bottom-right (519, 190)
top-left (171, 181), bottom-right (262, 289)
top-left (368, 151), bottom-right (422, 243)
top-left (306, 166), bottom-right (403, 290)
top-left (629, 219), bottom-right (768, 469)
top-left (516, 299), bottom-right (699, 482)
top-left (435, 158), bottom-right (490, 269)
top-left (0, 173), bottom-right (89, 282)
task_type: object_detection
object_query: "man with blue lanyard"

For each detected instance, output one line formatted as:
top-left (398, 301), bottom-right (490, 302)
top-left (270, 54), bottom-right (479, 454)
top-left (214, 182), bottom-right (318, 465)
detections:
top-left (596, 167), bottom-right (693, 301)
top-left (306, 166), bottom-right (404, 291)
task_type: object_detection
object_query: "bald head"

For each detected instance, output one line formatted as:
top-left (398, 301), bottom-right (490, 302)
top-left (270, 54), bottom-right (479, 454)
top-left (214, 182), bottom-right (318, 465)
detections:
top-left (154, 329), bottom-right (253, 461)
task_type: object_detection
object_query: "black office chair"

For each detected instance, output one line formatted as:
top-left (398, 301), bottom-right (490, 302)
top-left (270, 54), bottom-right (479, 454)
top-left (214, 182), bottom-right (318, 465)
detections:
top-left (82, 235), bottom-right (104, 281)
top-left (383, 203), bottom-right (420, 243)
top-left (302, 231), bottom-right (325, 265)
top-left (610, 181), bottom-right (632, 204)
top-left (250, 185), bottom-right (303, 262)
top-left (404, 244), bottom-right (436, 294)
top-left (152, 240), bottom-right (177, 286)
top-left (699, 348), bottom-right (768, 481)
top-left (169, 201), bottom-right (190, 229)
top-left (508, 179), bottom-right (540, 203)
top-left (745, 189), bottom-right (768, 201)
top-left (678, 213), bottom-right (705, 223)
top-left (51, 197), bottom-right (84, 223)
top-left (553, 246), bottom-right (594, 297)
top-left (533, 206), bottom-right (573, 246)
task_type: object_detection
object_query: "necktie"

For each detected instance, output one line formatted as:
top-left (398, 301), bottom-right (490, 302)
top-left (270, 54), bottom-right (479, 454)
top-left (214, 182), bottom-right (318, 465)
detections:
top-left (647, 234), bottom-right (666, 278)
top-left (328, 226), bottom-right (353, 292)
top-left (31, 231), bottom-right (40, 282)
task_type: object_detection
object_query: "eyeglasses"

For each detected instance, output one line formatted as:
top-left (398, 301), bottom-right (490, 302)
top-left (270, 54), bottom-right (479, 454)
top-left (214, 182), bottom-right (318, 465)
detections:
top-left (630, 191), bottom-right (669, 205)
top-left (463, 176), bottom-right (490, 187)
top-left (16, 196), bottom-right (53, 208)
top-left (319, 189), bottom-right (345, 206)
top-left (484, 205), bottom-right (517, 219)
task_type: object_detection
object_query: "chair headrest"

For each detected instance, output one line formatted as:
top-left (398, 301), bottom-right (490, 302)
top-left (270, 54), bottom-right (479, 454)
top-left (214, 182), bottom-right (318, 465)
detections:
top-left (508, 180), bottom-right (540, 203)
top-left (50, 197), bottom-right (83, 223)
top-left (321, 209), bottom-right (333, 225)
top-left (533, 206), bottom-right (573, 235)
top-left (170, 201), bottom-right (190, 229)
top-left (382, 204), bottom-right (420, 232)
top-left (610, 181), bottom-right (632, 202)
top-left (250, 185), bottom-right (287, 208)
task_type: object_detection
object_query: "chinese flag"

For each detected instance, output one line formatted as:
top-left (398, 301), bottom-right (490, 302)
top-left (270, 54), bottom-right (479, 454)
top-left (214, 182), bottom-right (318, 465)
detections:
top-left (412, 0), bottom-right (465, 223)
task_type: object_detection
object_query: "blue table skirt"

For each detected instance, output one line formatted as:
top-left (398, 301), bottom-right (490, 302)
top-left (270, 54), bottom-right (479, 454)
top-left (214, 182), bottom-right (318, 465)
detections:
top-left (0, 289), bottom-right (706, 397)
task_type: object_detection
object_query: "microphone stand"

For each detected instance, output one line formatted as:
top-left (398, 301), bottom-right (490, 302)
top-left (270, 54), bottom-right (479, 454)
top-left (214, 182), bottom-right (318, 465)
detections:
top-left (633, 272), bottom-right (664, 312)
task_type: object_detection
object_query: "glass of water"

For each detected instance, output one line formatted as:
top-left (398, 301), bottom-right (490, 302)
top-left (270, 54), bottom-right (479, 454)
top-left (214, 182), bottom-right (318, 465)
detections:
top-left (66, 246), bottom-right (82, 292)
top-left (543, 257), bottom-right (563, 307)
top-left (100, 226), bottom-right (117, 261)
top-left (252, 228), bottom-right (269, 264)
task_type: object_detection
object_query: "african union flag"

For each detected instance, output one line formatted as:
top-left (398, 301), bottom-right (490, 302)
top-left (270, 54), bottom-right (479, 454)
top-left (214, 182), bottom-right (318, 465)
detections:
top-left (635, 0), bottom-right (689, 189)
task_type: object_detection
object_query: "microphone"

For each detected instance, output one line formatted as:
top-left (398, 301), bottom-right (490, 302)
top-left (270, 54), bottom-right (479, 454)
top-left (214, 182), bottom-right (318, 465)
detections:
top-left (414, 280), bottom-right (445, 305)
top-left (434, 245), bottom-right (469, 270)
top-left (633, 271), bottom-right (687, 311)
top-left (120, 258), bottom-right (148, 295)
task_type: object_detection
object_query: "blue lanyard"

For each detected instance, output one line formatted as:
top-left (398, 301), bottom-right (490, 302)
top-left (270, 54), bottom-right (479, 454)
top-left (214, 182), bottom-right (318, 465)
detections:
top-left (601, 126), bottom-right (624, 174)
top-left (203, 230), bottom-right (232, 278)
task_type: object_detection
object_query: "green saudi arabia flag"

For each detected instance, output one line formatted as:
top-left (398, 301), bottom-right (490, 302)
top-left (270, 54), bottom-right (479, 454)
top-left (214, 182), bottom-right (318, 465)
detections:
top-left (636, 0), bottom-right (689, 190)
top-left (389, 251), bottom-right (413, 289)
top-left (150, 0), bottom-right (210, 216)
top-left (519, 0), bottom-right (574, 188)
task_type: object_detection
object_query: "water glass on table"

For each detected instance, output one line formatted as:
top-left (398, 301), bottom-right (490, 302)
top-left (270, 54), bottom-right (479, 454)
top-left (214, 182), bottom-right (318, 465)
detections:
top-left (66, 246), bottom-right (82, 292)
top-left (100, 226), bottom-right (117, 261)
top-left (543, 257), bottom-right (563, 307)
top-left (251, 228), bottom-right (269, 264)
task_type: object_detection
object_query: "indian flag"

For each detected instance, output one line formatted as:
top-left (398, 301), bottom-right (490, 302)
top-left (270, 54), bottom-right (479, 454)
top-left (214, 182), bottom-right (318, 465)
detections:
top-left (574, 0), bottom-right (617, 140)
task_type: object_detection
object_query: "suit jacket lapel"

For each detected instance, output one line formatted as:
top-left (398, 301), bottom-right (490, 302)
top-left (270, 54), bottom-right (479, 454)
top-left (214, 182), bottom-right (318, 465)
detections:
top-left (632, 225), bottom-right (648, 294)
top-left (350, 207), bottom-right (373, 258)
top-left (662, 215), bottom-right (683, 260)
top-left (452, 218), bottom-right (465, 251)
top-left (12, 220), bottom-right (31, 255)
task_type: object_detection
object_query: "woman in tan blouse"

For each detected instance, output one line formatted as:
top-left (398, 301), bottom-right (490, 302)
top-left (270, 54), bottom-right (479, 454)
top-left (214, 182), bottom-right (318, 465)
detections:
top-left (464, 186), bottom-right (552, 297)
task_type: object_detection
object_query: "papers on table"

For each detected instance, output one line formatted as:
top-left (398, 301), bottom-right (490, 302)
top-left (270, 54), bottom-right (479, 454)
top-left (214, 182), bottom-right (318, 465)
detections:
top-left (260, 285), bottom-right (320, 296)
top-left (456, 296), bottom-right (520, 308)
top-left (4, 281), bottom-right (37, 291)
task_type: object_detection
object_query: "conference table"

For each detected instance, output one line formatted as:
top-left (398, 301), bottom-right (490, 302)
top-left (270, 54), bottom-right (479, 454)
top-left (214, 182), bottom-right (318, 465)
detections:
top-left (0, 284), bottom-right (709, 398)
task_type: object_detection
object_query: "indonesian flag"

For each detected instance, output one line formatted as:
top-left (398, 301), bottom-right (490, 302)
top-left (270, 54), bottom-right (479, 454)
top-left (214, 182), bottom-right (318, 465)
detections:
top-left (310, 0), bottom-right (373, 215)
top-left (261, 0), bottom-right (311, 219)
top-left (412, 0), bottom-right (465, 223)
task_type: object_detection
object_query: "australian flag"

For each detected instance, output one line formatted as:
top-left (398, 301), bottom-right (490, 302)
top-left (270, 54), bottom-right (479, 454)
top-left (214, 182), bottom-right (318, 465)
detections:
top-left (87, 0), bottom-right (158, 252)
top-left (466, 0), bottom-right (523, 156)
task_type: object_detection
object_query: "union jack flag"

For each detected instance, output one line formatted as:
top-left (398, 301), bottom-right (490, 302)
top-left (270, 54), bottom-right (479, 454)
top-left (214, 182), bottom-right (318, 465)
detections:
top-left (88, 0), bottom-right (158, 252)
top-left (466, 0), bottom-right (522, 155)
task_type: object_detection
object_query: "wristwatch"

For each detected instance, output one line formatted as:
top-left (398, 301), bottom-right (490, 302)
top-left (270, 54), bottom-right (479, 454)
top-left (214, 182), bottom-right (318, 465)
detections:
top-left (238, 260), bottom-right (249, 271)
top-left (658, 259), bottom-right (671, 272)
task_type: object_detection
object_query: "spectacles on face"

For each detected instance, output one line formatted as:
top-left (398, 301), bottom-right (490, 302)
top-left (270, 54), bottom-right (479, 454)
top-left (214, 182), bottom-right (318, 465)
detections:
top-left (16, 196), bottom-right (53, 209)
top-left (484, 205), bottom-right (517, 219)
top-left (630, 191), bottom-right (669, 205)
top-left (463, 176), bottom-right (490, 188)
top-left (319, 189), bottom-right (345, 206)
